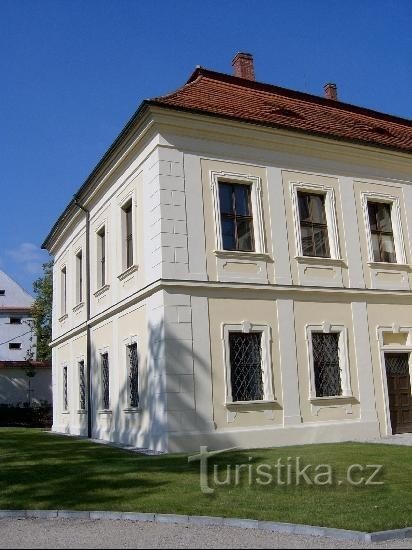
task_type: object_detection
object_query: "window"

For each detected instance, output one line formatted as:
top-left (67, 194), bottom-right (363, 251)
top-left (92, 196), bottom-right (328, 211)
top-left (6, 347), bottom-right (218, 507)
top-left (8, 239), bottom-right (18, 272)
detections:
top-left (367, 202), bottom-right (396, 263)
top-left (122, 201), bottom-right (134, 269)
top-left (101, 352), bottom-right (110, 410)
top-left (228, 332), bottom-right (263, 401)
top-left (311, 333), bottom-right (341, 397)
top-left (219, 182), bottom-right (254, 251)
top-left (79, 361), bottom-right (86, 411)
top-left (9, 317), bottom-right (22, 325)
top-left (306, 325), bottom-right (351, 399)
top-left (9, 343), bottom-right (21, 350)
top-left (127, 343), bottom-right (139, 408)
top-left (76, 250), bottom-right (83, 304)
top-left (297, 191), bottom-right (330, 258)
top-left (0, 290), bottom-right (5, 296)
top-left (97, 227), bottom-right (106, 288)
top-left (361, 192), bottom-right (406, 266)
top-left (61, 266), bottom-right (67, 316)
top-left (63, 366), bottom-right (68, 411)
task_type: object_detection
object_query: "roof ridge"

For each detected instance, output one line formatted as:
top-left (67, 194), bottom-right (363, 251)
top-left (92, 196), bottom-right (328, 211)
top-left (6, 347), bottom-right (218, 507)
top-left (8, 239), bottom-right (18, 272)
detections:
top-left (185, 67), bottom-right (412, 128)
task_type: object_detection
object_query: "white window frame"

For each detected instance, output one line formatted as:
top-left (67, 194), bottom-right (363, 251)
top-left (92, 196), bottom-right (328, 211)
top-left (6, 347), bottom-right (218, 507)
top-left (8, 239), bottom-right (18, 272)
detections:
top-left (210, 170), bottom-right (265, 254)
top-left (291, 182), bottom-right (341, 260)
top-left (361, 191), bottom-right (406, 265)
top-left (221, 321), bottom-right (274, 405)
top-left (306, 323), bottom-right (352, 400)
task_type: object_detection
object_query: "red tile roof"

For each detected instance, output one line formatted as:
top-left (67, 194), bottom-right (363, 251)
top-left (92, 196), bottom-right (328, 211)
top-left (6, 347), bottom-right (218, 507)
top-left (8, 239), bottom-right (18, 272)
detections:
top-left (150, 68), bottom-right (412, 153)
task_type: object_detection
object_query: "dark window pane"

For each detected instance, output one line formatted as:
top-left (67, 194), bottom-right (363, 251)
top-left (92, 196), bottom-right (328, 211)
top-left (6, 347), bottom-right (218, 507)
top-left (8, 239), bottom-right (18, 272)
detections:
top-left (381, 234), bottom-right (396, 263)
top-left (222, 218), bottom-right (236, 250)
top-left (101, 353), bottom-right (110, 410)
top-left (312, 332), bottom-right (342, 397)
top-left (128, 343), bottom-right (139, 408)
top-left (368, 203), bottom-right (378, 230)
top-left (229, 332), bottom-right (263, 402)
top-left (219, 183), bottom-right (233, 214)
top-left (371, 233), bottom-right (381, 262)
top-left (298, 193), bottom-right (311, 221)
top-left (234, 185), bottom-right (251, 216)
top-left (376, 204), bottom-right (393, 232)
top-left (310, 194), bottom-right (327, 224)
top-left (300, 226), bottom-right (314, 256)
top-left (313, 227), bottom-right (330, 257)
top-left (237, 219), bottom-right (254, 251)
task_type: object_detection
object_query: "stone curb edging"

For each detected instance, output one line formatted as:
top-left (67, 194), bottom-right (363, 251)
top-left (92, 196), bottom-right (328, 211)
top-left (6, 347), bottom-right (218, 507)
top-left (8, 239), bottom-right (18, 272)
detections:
top-left (0, 510), bottom-right (411, 543)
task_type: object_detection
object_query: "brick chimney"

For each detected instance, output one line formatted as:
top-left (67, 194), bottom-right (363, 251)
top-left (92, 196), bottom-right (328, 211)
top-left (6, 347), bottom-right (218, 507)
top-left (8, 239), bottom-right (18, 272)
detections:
top-left (232, 52), bottom-right (255, 80)
top-left (324, 83), bottom-right (338, 101)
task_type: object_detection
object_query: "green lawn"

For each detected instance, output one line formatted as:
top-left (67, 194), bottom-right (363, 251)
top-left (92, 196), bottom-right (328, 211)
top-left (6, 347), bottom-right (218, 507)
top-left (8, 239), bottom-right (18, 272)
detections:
top-left (0, 428), bottom-right (411, 532)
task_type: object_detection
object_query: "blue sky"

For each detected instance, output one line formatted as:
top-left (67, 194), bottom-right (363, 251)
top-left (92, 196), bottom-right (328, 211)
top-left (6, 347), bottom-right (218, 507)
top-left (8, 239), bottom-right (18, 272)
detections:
top-left (1, 0), bottom-right (411, 294)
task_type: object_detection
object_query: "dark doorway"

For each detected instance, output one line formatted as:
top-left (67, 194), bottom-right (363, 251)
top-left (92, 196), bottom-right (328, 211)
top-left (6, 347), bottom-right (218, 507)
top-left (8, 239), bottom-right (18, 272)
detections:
top-left (385, 353), bottom-right (412, 434)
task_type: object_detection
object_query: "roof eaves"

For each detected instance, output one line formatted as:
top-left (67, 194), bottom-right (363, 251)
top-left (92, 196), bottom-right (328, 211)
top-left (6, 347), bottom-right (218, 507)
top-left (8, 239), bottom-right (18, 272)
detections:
top-left (146, 100), bottom-right (412, 155)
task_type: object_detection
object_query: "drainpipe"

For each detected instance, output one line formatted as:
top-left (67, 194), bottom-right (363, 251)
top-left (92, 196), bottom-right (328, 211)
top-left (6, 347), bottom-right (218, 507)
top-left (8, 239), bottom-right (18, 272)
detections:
top-left (74, 197), bottom-right (92, 439)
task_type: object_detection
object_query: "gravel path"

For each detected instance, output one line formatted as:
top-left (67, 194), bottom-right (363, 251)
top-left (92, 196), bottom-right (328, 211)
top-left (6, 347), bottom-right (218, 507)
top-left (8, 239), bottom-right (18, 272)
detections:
top-left (1, 518), bottom-right (411, 549)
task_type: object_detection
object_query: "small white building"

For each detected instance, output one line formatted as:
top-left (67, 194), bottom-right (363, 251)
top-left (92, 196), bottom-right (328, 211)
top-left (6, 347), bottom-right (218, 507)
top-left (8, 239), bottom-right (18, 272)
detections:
top-left (43, 53), bottom-right (412, 452)
top-left (0, 270), bottom-right (51, 407)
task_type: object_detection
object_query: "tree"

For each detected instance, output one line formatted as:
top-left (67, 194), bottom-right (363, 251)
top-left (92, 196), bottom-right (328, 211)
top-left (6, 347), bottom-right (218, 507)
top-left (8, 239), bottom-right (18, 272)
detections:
top-left (32, 260), bottom-right (53, 362)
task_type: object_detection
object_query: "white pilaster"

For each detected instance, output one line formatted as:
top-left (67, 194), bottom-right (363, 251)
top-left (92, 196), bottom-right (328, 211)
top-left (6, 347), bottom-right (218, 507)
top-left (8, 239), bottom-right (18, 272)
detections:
top-left (340, 177), bottom-right (366, 288)
top-left (351, 301), bottom-right (379, 424)
top-left (276, 298), bottom-right (302, 425)
top-left (266, 167), bottom-right (292, 285)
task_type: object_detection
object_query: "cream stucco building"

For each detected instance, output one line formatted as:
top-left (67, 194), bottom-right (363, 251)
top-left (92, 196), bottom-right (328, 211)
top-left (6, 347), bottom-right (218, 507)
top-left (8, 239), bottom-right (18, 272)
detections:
top-left (43, 53), bottom-right (412, 452)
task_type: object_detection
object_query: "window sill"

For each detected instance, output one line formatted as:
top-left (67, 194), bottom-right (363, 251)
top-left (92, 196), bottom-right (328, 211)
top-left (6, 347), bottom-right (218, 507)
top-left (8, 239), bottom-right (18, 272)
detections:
top-left (72, 302), bottom-right (85, 314)
top-left (367, 262), bottom-right (411, 271)
top-left (309, 395), bottom-right (356, 404)
top-left (58, 314), bottom-right (69, 323)
top-left (295, 256), bottom-right (346, 267)
top-left (123, 407), bottom-right (142, 414)
top-left (94, 284), bottom-right (110, 298)
top-left (76, 410), bottom-right (87, 415)
top-left (97, 409), bottom-right (112, 415)
top-left (225, 400), bottom-right (280, 411)
top-left (61, 410), bottom-right (70, 415)
top-left (118, 264), bottom-right (138, 281)
top-left (214, 250), bottom-right (272, 262)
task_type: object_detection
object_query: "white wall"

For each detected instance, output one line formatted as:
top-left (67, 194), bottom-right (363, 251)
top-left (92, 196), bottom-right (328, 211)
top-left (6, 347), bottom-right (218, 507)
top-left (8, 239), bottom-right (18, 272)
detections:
top-left (0, 368), bottom-right (52, 406)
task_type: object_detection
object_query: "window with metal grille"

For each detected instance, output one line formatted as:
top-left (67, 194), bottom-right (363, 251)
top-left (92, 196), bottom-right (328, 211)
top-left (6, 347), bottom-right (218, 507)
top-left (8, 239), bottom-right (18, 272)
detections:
top-left (367, 202), bottom-right (396, 263)
top-left (312, 332), bottom-right (342, 397)
top-left (297, 191), bottom-right (330, 258)
top-left (101, 353), bottom-right (110, 410)
top-left (127, 343), bottom-right (139, 408)
top-left (97, 227), bottom-right (106, 288)
top-left (219, 182), bottom-right (254, 252)
top-left (79, 361), bottom-right (86, 411)
top-left (229, 332), bottom-right (263, 401)
top-left (63, 366), bottom-right (68, 411)
top-left (123, 201), bottom-right (133, 269)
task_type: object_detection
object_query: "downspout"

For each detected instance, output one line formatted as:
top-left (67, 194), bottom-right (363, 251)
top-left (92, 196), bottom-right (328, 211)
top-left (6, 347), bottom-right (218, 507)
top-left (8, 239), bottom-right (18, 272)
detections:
top-left (74, 198), bottom-right (92, 439)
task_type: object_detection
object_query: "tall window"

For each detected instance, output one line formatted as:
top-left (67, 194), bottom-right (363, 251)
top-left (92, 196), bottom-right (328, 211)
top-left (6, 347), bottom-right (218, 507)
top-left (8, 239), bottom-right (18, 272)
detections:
top-left (76, 250), bottom-right (83, 304)
top-left (367, 202), bottom-right (396, 263)
top-left (97, 227), bottom-right (106, 288)
top-left (228, 332), bottom-right (263, 401)
top-left (123, 201), bottom-right (134, 269)
top-left (61, 266), bottom-right (67, 315)
top-left (101, 353), bottom-right (110, 410)
top-left (79, 361), bottom-right (86, 411)
top-left (127, 343), bottom-right (139, 408)
top-left (63, 366), bottom-right (68, 411)
top-left (297, 191), bottom-right (330, 258)
top-left (311, 332), bottom-right (342, 397)
top-left (219, 182), bottom-right (254, 252)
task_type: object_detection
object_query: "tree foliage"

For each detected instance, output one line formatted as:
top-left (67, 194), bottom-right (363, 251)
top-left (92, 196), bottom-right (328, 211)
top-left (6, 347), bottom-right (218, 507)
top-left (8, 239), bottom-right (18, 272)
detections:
top-left (32, 260), bottom-right (53, 362)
